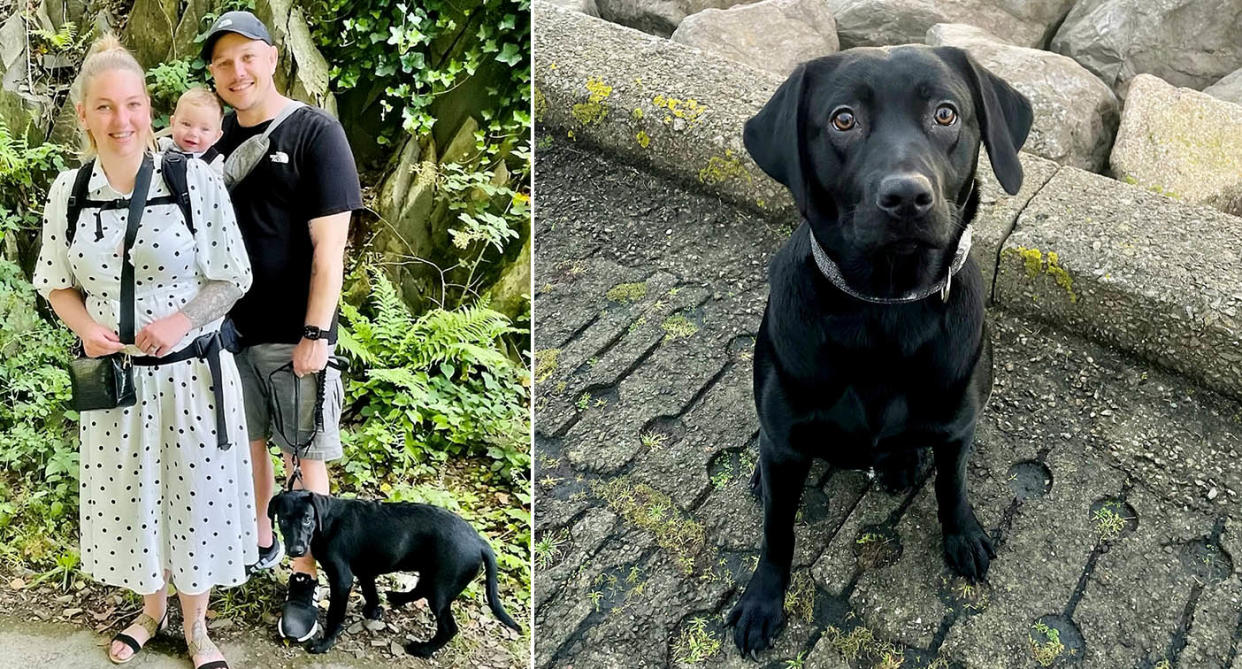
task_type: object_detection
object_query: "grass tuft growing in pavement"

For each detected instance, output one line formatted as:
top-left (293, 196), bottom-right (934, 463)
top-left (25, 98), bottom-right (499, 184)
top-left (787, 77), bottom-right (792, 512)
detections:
top-left (1029, 622), bottom-right (1065, 666)
top-left (606, 281), bottom-right (648, 303)
top-left (662, 313), bottom-right (699, 341)
top-left (822, 625), bottom-right (904, 666)
top-left (784, 570), bottom-right (815, 622)
top-left (1093, 501), bottom-right (1129, 541)
top-left (592, 477), bottom-right (705, 574)
top-left (534, 348), bottom-right (560, 383)
top-left (672, 617), bottom-right (721, 665)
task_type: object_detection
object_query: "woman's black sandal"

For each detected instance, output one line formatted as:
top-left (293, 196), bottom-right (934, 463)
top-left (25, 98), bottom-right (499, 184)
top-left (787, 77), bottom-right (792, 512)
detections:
top-left (108, 609), bottom-right (169, 664)
top-left (188, 632), bottom-right (230, 669)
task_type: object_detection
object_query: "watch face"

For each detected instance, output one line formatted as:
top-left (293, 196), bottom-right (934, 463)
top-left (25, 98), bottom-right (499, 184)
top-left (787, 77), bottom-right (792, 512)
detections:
top-left (304, 326), bottom-right (322, 340)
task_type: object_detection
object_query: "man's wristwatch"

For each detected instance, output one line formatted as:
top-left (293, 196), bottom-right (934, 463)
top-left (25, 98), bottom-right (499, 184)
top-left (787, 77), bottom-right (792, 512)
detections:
top-left (302, 325), bottom-right (327, 341)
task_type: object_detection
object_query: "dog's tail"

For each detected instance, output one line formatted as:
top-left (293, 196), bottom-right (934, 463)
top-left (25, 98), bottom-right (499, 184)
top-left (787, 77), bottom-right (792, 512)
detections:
top-left (481, 543), bottom-right (522, 633)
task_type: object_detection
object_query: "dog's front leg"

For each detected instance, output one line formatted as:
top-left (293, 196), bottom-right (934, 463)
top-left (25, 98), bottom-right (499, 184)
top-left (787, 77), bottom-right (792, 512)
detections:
top-left (308, 563), bottom-right (354, 654)
top-left (933, 432), bottom-right (994, 580)
top-left (727, 436), bottom-right (810, 656)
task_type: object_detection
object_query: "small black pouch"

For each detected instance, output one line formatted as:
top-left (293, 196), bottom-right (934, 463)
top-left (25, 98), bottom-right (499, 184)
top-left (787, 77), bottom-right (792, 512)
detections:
top-left (68, 353), bottom-right (136, 412)
top-left (65, 155), bottom-right (153, 413)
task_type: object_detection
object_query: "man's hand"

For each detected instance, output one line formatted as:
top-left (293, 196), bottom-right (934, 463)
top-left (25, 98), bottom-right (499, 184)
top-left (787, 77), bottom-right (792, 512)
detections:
top-left (135, 312), bottom-right (193, 357)
top-left (293, 337), bottom-right (329, 377)
top-left (80, 322), bottom-right (126, 358)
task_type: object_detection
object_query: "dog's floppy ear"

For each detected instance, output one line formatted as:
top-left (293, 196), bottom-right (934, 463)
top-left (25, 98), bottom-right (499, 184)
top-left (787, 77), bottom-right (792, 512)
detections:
top-left (935, 47), bottom-right (1033, 195)
top-left (309, 492), bottom-right (330, 534)
top-left (267, 493), bottom-right (282, 522)
top-left (744, 59), bottom-right (832, 217)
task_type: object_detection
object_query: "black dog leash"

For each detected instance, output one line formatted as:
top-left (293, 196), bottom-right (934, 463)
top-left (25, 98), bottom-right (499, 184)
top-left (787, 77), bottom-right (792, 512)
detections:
top-left (270, 357), bottom-right (347, 491)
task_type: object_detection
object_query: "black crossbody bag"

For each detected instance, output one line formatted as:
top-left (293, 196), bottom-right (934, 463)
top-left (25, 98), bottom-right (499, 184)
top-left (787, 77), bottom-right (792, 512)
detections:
top-left (67, 156), bottom-right (154, 412)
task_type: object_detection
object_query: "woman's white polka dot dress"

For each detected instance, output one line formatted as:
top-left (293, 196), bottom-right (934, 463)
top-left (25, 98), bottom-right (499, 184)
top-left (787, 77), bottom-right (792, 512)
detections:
top-left (34, 153), bottom-right (259, 596)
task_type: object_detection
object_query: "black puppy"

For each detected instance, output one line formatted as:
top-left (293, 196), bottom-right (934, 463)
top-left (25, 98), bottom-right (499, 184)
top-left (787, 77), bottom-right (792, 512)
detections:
top-left (268, 490), bottom-right (523, 656)
top-left (727, 46), bottom-right (1032, 655)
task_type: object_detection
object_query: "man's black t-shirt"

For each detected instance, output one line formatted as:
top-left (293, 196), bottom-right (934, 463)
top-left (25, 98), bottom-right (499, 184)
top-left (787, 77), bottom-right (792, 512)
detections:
top-left (217, 105), bottom-right (361, 345)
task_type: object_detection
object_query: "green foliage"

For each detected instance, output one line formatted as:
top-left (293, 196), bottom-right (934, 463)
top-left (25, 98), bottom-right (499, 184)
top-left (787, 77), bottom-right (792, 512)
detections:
top-left (440, 161), bottom-right (525, 254)
top-left (29, 21), bottom-right (90, 61)
top-left (0, 258), bottom-right (79, 570)
top-left (306, 0), bottom-right (531, 155)
top-left (0, 119), bottom-right (72, 245)
top-left (337, 263), bottom-right (530, 483)
top-left (146, 59), bottom-right (208, 128)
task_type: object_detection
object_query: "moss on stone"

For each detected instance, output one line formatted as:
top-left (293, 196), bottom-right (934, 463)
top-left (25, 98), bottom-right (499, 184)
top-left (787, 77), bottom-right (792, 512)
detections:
top-left (533, 86), bottom-right (548, 122)
top-left (571, 76), bottom-right (612, 126)
top-left (606, 281), bottom-right (647, 302)
top-left (662, 313), bottom-right (699, 340)
top-left (1004, 246), bottom-right (1079, 303)
top-left (635, 130), bottom-right (650, 149)
top-left (593, 477), bottom-right (705, 575)
top-left (698, 149), bottom-right (750, 186)
top-left (534, 348), bottom-right (559, 383)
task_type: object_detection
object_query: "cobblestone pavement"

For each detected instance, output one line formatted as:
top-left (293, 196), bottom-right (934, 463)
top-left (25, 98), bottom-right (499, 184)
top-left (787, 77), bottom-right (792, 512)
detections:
top-left (532, 137), bottom-right (1242, 669)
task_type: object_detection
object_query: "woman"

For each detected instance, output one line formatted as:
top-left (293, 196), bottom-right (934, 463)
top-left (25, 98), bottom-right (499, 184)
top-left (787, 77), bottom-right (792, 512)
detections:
top-left (33, 35), bottom-right (256, 669)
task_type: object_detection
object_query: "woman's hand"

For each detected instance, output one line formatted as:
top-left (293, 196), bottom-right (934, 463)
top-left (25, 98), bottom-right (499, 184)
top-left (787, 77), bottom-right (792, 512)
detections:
top-left (80, 322), bottom-right (126, 358)
top-left (135, 312), bottom-right (192, 357)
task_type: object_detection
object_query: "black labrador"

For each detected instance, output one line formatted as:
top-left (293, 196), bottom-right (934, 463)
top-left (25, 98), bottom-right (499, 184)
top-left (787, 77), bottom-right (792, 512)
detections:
top-left (727, 46), bottom-right (1032, 655)
top-left (268, 490), bottom-right (523, 656)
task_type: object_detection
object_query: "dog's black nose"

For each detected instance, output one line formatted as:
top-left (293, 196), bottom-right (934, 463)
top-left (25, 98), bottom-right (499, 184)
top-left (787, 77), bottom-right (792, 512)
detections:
top-left (877, 174), bottom-right (934, 219)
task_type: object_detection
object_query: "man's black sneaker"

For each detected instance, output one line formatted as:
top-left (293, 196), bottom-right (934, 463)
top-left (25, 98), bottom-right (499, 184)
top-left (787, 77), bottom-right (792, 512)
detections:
top-left (277, 572), bottom-right (320, 642)
top-left (252, 536), bottom-right (284, 571)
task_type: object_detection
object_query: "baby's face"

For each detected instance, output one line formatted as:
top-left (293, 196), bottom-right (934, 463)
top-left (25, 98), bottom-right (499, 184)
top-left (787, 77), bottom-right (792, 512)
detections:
top-left (170, 102), bottom-right (222, 153)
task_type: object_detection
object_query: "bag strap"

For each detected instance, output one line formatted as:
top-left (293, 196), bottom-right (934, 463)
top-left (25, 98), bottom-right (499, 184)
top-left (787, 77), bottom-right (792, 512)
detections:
top-left (224, 101), bottom-right (306, 191)
top-left (159, 151), bottom-right (195, 236)
top-left (200, 145), bottom-right (220, 163)
top-left (65, 159), bottom-right (95, 247)
top-left (118, 155), bottom-right (154, 345)
top-left (262, 100), bottom-right (305, 140)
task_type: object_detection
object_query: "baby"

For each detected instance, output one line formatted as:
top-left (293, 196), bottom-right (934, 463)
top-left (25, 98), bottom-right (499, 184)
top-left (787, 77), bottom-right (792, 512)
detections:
top-left (158, 86), bottom-right (225, 172)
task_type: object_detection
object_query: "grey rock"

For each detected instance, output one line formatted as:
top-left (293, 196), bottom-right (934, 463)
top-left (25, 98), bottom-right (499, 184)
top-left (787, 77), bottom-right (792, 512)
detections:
top-left (1109, 73), bottom-right (1242, 217)
top-left (1203, 67), bottom-right (1242, 106)
top-left (828, 0), bottom-right (1077, 49)
top-left (671, 0), bottom-right (838, 76)
top-left (926, 23), bottom-right (1119, 171)
top-left (1, 13), bottom-right (29, 92)
top-left (1050, 0), bottom-right (1242, 92)
top-left (546, 0), bottom-right (601, 16)
top-left (258, 0), bottom-right (338, 116)
top-left (120, 0), bottom-right (178, 69)
top-left (595, 0), bottom-right (760, 38)
top-left (170, 0), bottom-right (213, 61)
top-left (994, 165), bottom-right (1242, 402)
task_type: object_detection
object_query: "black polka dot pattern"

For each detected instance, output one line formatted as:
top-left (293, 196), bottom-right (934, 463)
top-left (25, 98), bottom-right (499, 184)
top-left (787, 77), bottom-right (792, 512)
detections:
top-left (35, 155), bottom-right (258, 594)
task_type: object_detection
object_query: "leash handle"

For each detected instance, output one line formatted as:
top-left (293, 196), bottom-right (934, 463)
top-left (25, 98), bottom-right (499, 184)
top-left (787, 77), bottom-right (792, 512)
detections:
top-left (282, 365), bottom-right (327, 492)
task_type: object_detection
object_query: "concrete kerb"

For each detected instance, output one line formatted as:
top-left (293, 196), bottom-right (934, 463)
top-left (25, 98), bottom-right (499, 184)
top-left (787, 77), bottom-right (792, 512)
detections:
top-left (536, 1), bottom-right (1242, 401)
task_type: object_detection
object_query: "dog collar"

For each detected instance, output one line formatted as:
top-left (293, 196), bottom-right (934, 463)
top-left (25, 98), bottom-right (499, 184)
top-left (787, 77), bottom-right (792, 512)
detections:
top-left (809, 224), bottom-right (973, 304)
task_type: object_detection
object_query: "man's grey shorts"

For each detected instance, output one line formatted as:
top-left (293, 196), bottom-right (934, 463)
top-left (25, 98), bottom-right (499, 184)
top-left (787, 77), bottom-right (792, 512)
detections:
top-left (234, 343), bottom-right (343, 461)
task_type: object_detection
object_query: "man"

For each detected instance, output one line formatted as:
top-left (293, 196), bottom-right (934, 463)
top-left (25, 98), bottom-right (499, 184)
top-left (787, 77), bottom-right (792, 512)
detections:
top-left (202, 11), bottom-right (361, 642)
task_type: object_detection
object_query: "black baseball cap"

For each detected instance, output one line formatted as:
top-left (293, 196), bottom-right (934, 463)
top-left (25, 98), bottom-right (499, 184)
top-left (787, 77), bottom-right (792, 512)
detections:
top-left (200, 11), bottom-right (273, 62)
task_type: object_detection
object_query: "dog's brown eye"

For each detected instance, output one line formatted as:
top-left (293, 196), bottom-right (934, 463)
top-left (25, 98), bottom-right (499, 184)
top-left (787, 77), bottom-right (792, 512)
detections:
top-left (935, 105), bottom-right (958, 126)
top-left (831, 109), bottom-right (856, 131)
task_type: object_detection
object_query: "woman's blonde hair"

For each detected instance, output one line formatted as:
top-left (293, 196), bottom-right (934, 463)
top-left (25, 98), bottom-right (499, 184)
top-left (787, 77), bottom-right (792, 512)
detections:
top-left (73, 34), bottom-right (158, 158)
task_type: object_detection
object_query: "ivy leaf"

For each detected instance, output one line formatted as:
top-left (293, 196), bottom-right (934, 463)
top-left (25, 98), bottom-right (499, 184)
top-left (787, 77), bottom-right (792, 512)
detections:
top-left (496, 42), bottom-right (521, 65)
top-left (499, 13), bottom-right (515, 31)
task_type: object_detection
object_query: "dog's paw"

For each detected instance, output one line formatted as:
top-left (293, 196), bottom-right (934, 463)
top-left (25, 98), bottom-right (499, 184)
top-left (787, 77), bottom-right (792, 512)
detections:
top-left (307, 636), bottom-right (336, 654)
top-left (943, 517), bottom-right (996, 580)
top-left (748, 464), bottom-right (763, 504)
top-left (726, 577), bottom-right (785, 657)
top-left (404, 641), bottom-right (436, 658)
top-left (363, 605), bottom-right (384, 621)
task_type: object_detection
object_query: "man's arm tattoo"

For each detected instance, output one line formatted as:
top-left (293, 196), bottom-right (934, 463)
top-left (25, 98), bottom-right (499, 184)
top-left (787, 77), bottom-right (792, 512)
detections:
top-left (182, 280), bottom-right (244, 328)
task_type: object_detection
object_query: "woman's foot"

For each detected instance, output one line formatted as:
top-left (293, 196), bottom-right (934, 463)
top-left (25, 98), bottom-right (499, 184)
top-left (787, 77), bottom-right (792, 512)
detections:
top-left (186, 617), bottom-right (229, 669)
top-left (108, 603), bottom-right (168, 663)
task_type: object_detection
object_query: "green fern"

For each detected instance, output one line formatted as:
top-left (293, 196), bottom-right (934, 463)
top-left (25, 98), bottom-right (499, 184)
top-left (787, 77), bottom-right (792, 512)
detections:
top-left (337, 264), bottom-right (530, 481)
